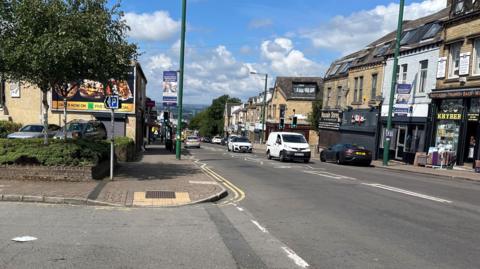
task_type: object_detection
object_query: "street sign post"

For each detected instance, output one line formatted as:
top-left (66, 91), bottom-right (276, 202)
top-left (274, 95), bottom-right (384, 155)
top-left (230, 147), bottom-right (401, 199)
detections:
top-left (104, 95), bottom-right (119, 180)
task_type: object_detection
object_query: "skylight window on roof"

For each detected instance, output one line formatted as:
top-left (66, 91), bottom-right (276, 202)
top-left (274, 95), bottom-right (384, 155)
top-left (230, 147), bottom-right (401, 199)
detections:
top-left (330, 64), bottom-right (341, 75)
top-left (400, 29), bottom-right (418, 45)
top-left (421, 23), bottom-right (441, 40)
top-left (338, 62), bottom-right (352, 74)
top-left (374, 44), bottom-right (390, 56)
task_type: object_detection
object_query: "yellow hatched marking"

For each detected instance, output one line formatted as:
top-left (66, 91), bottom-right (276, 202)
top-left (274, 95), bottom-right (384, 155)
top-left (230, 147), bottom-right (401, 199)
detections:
top-left (133, 192), bottom-right (191, 206)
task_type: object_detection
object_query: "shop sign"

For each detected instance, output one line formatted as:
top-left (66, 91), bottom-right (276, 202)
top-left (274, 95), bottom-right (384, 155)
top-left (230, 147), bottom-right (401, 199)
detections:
top-left (430, 89), bottom-right (480, 99)
top-left (467, 113), bottom-right (479, 122)
top-left (394, 84), bottom-right (412, 116)
top-left (318, 110), bottom-right (341, 130)
top-left (437, 113), bottom-right (462, 120)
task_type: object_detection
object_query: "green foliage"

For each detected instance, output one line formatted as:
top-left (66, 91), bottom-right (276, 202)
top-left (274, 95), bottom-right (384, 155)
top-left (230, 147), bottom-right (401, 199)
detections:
top-left (0, 121), bottom-right (22, 138)
top-left (189, 95), bottom-right (241, 137)
top-left (0, 138), bottom-right (109, 166)
top-left (307, 99), bottom-right (323, 132)
top-left (114, 136), bottom-right (135, 162)
top-left (114, 136), bottom-right (134, 147)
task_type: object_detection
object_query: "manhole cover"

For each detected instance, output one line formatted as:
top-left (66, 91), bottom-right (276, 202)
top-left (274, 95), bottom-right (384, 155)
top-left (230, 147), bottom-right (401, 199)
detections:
top-left (145, 191), bottom-right (176, 199)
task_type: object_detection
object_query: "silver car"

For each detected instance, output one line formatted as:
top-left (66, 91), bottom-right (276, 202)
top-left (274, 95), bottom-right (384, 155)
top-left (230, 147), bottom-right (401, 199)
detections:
top-left (7, 124), bottom-right (61, 139)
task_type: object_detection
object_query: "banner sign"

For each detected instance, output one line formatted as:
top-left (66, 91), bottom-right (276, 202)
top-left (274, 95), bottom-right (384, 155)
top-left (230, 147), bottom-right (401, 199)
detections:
top-left (318, 110), bottom-right (342, 130)
top-left (437, 57), bottom-right (447, 78)
top-left (163, 71), bottom-right (178, 107)
top-left (52, 67), bottom-right (135, 113)
top-left (394, 83), bottom-right (412, 116)
top-left (459, 52), bottom-right (471, 76)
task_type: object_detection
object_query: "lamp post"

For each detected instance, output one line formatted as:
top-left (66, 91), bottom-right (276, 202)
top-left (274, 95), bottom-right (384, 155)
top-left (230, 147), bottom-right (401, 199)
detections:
top-left (383, 0), bottom-right (405, 166)
top-left (175, 0), bottom-right (187, 160)
top-left (250, 72), bottom-right (268, 144)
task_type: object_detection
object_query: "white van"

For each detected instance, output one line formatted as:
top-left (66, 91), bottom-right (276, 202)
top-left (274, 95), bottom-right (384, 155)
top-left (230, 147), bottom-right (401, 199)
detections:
top-left (266, 132), bottom-right (311, 163)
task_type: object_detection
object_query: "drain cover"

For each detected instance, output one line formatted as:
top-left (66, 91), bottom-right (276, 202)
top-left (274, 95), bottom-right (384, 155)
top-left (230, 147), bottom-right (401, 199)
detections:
top-left (145, 191), bottom-right (176, 199)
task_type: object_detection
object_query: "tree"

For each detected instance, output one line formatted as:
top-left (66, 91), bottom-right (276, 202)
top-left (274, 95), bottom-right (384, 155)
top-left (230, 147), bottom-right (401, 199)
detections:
top-left (0, 0), bottom-right (137, 144)
top-left (188, 95), bottom-right (241, 137)
top-left (307, 99), bottom-right (323, 132)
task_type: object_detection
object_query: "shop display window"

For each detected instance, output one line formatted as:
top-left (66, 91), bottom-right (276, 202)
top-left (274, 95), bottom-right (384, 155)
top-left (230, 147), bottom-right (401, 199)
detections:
top-left (435, 120), bottom-right (460, 153)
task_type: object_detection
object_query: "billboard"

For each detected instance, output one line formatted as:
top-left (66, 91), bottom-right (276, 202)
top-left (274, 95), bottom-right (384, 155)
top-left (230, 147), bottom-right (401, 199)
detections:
top-left (52, 67), bottom-right (135, 113)
top-left (394, 83), bottom-right (412, 116)
top-left (163, 71), bottom-right (177, 107)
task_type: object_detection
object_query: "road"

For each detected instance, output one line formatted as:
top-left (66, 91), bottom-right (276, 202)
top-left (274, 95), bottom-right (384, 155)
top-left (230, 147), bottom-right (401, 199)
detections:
top-left (1, 143), bottom-right (480, 268)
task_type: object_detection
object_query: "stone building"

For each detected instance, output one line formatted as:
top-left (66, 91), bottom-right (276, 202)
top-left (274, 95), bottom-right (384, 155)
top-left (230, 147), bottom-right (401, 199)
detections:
top-left (0, 62), bottom-right (148, 150)
top-left (430, 0), bottom-right (480, 166)
top-left (266, 76), bottom-right (323, 145)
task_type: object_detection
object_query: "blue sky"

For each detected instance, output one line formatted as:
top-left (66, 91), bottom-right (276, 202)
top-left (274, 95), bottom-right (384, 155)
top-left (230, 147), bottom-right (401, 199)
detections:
top-left (115, 0), bottom-right (447, 104)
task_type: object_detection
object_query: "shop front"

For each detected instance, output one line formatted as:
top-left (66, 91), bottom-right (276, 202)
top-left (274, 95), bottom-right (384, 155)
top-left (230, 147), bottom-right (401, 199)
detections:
top-left (430, 89), bottom-right (480, 167)
top-left (338, 108), bottom-right (380, 159)
top-left (317, 109), bottom-right (342, 148)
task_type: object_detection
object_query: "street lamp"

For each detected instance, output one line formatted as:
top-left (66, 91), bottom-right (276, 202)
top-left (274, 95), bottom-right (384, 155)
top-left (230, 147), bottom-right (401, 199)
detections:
top-left (250, 71), bottom-right (268, 144)
top-left (175, 0), bottom-right (187, 160)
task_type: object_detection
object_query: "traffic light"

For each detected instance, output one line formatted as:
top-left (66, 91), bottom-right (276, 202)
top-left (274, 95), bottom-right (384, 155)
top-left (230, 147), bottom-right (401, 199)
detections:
top-left (279, 118), bottom-right (285, 129)
top-left (164, 111), bottom-right (169, 123)
top-left (292, 116), bottom-right (297, 128)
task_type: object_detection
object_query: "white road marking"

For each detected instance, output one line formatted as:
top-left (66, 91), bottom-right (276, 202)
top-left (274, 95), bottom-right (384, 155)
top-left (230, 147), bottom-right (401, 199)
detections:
top-left (189, 180), bottom-right (219, 185)
top-left (281, 246), bottom-right (309, 268)
top-left (251, 220), bottom-right (268, 233)
top-left (362, 183), bottom-right (452, 204)
top-left (236, 206), bottom-right (244, 212)
top-left (303, 170), bottom-right (357, 180)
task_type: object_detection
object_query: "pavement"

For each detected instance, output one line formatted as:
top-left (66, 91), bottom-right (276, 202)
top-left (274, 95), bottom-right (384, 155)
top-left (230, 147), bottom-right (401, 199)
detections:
top-left (0, 144), bottom-right (226, 207)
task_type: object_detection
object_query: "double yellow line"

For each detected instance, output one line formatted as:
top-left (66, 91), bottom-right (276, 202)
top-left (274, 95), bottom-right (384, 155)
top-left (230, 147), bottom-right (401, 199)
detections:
top-left (202, 166), bottom-right (245, 205)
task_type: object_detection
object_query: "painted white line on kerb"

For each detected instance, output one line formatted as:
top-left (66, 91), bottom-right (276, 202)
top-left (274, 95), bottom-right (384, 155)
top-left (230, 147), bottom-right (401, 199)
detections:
top-left (362, 183), bottom-right (452, 204)
top-left (281, 246), bottom-right (309, 268)
top-left (251, 220), bottom-right (268, 233)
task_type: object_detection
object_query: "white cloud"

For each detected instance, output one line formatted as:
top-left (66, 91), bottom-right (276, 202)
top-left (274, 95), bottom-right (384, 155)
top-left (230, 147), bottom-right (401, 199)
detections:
top-left (261, 38), bottom-right (325, 76)
top-left (125, 11), bottom-right (180, 41)
top-left (303, 0), bottom-right (447, 54)
top-left (249, 18), bottom-right (273, 29)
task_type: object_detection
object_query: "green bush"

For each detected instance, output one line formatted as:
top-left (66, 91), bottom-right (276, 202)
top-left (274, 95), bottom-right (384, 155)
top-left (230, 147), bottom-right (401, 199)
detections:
top-left (0, 121), bottom-right (22, 138)
top-left (114, 137), bottom-right (135, 162)
top-left (0, 139), bottom-right (109, 166)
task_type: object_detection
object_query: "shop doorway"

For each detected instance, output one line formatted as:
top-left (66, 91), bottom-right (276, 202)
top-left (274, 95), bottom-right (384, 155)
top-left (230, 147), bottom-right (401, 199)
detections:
top-left (464, 121), bottom-right (478, 164)
top-left (395, 126), bottom-right (407, 160)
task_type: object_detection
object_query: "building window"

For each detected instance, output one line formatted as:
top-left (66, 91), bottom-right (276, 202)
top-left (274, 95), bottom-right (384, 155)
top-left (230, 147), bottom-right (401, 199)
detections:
top-left (449, 42), bottom-right (462, 78)
top-left (359, 76), bottom-right (364, 103)
top-left (326, 87), bottom-right (332, 106)
top-left (418, 60), bottom-right (428, 93)
top-left (273, 105), bottom-right (276, 118)
top-left (371, 74), bottom-right (378, 100)
top-left (293, 83), bottom-right (316, 94)
top-left (336, 86), bottom-right (342, 107)
top-left (401, 64), bottom-right (408, 83)
top-left (474, 38), bottom-right (480, 75)
top-left (395, 65), bottom-right (400, 83)
top-left (354, 77), bottom-right (358, 102)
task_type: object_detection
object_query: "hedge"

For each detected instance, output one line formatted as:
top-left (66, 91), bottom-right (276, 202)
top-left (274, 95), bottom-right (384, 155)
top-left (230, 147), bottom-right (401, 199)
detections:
top-left (0, 121), bottom-right (22, 138)
top-left (114, 137), bottom-right (136, 162)
top-left (0, 139), bottom-right (109, 166)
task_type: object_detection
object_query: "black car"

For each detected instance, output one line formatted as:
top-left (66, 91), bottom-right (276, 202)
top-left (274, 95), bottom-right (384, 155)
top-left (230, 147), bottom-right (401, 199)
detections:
top-left (320, 144), bottom-right (372, 166)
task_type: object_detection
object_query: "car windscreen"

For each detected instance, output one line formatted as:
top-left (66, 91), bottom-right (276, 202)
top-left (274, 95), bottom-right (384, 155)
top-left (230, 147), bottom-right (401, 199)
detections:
top-left (20, 125), bottom-right (44, 132)
top-left (344, 144), bottom-right (365, 150)
top-left (187, 136), bottom-right (198, 140)
top-left (282, 134), bottom-right (307, 143)
top-left (234, 137), bottom-right (249, 142)
top-left (65, 123), bottom-right (84, 132)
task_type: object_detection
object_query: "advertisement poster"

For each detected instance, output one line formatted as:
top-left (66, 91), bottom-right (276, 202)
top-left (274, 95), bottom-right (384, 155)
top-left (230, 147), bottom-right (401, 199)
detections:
top-left (436, 57), bottom-right (447, 78)
top-left (163, 71), bottom-right (177, 107)
top-left (459, 52), bottom-right (471, 76)
top-left (394, 83), bottom-right (411, 116)
top-left (52, 67), bottom-right (135, 113)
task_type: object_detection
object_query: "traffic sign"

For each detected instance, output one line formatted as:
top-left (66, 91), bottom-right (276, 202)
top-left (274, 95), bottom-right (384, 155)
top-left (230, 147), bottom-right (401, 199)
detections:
top-left (104, 95), bottom-right (119, 110)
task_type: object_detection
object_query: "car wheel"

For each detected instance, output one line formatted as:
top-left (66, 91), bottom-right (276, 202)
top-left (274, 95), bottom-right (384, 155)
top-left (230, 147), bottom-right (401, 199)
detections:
top-left (303, 159), bottom-right (309, 163)
top-left (320, 153), bottom-right (326, 162)
top-left (280, 151), bottom-right (286, 162)
top-left (267, 150), bottom-right (272, 160)
top-left (227, 147), bottom-right (231, 152)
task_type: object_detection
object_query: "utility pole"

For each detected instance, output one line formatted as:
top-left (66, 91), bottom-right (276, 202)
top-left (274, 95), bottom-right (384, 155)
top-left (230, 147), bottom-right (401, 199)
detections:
top-left (383, 0), bottom-right (405, 166)
top-left (176, 0), bottom-right (187, 160)
top-left (250, 72), bottom-right (268, 144)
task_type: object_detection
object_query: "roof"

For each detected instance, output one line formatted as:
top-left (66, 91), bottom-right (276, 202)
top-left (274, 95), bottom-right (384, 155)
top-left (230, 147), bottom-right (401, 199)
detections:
top-left (274, 76), bottom-right (323, 101)
top-left (225, 103), bottom-right (241, 116)
top-left (324, 50), bottom-right (367, 80)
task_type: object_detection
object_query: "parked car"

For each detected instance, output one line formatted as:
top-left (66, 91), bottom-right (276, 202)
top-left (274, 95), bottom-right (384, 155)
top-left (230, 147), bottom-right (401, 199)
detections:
top-left (212, 136), bottom-right (222, 144)
top-left (54, 120), bottom-right (107, 140)
top-left (266, 132), bottom-right (311, 163)
top-left (202, 137), bottom-right (212, 143)
top-left (320, 144), bottom-right (372, 166)
top-left (185, 136), bottom-right (201, 148)
top-left (7, 124), bottom-right (61, 139)
top-left (228, 136), bottom-right (253, 153)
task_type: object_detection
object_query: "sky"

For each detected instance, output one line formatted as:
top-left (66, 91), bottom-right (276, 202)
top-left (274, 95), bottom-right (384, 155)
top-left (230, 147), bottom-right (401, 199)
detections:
top-left (115, 0), bottom-right (447, 105)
